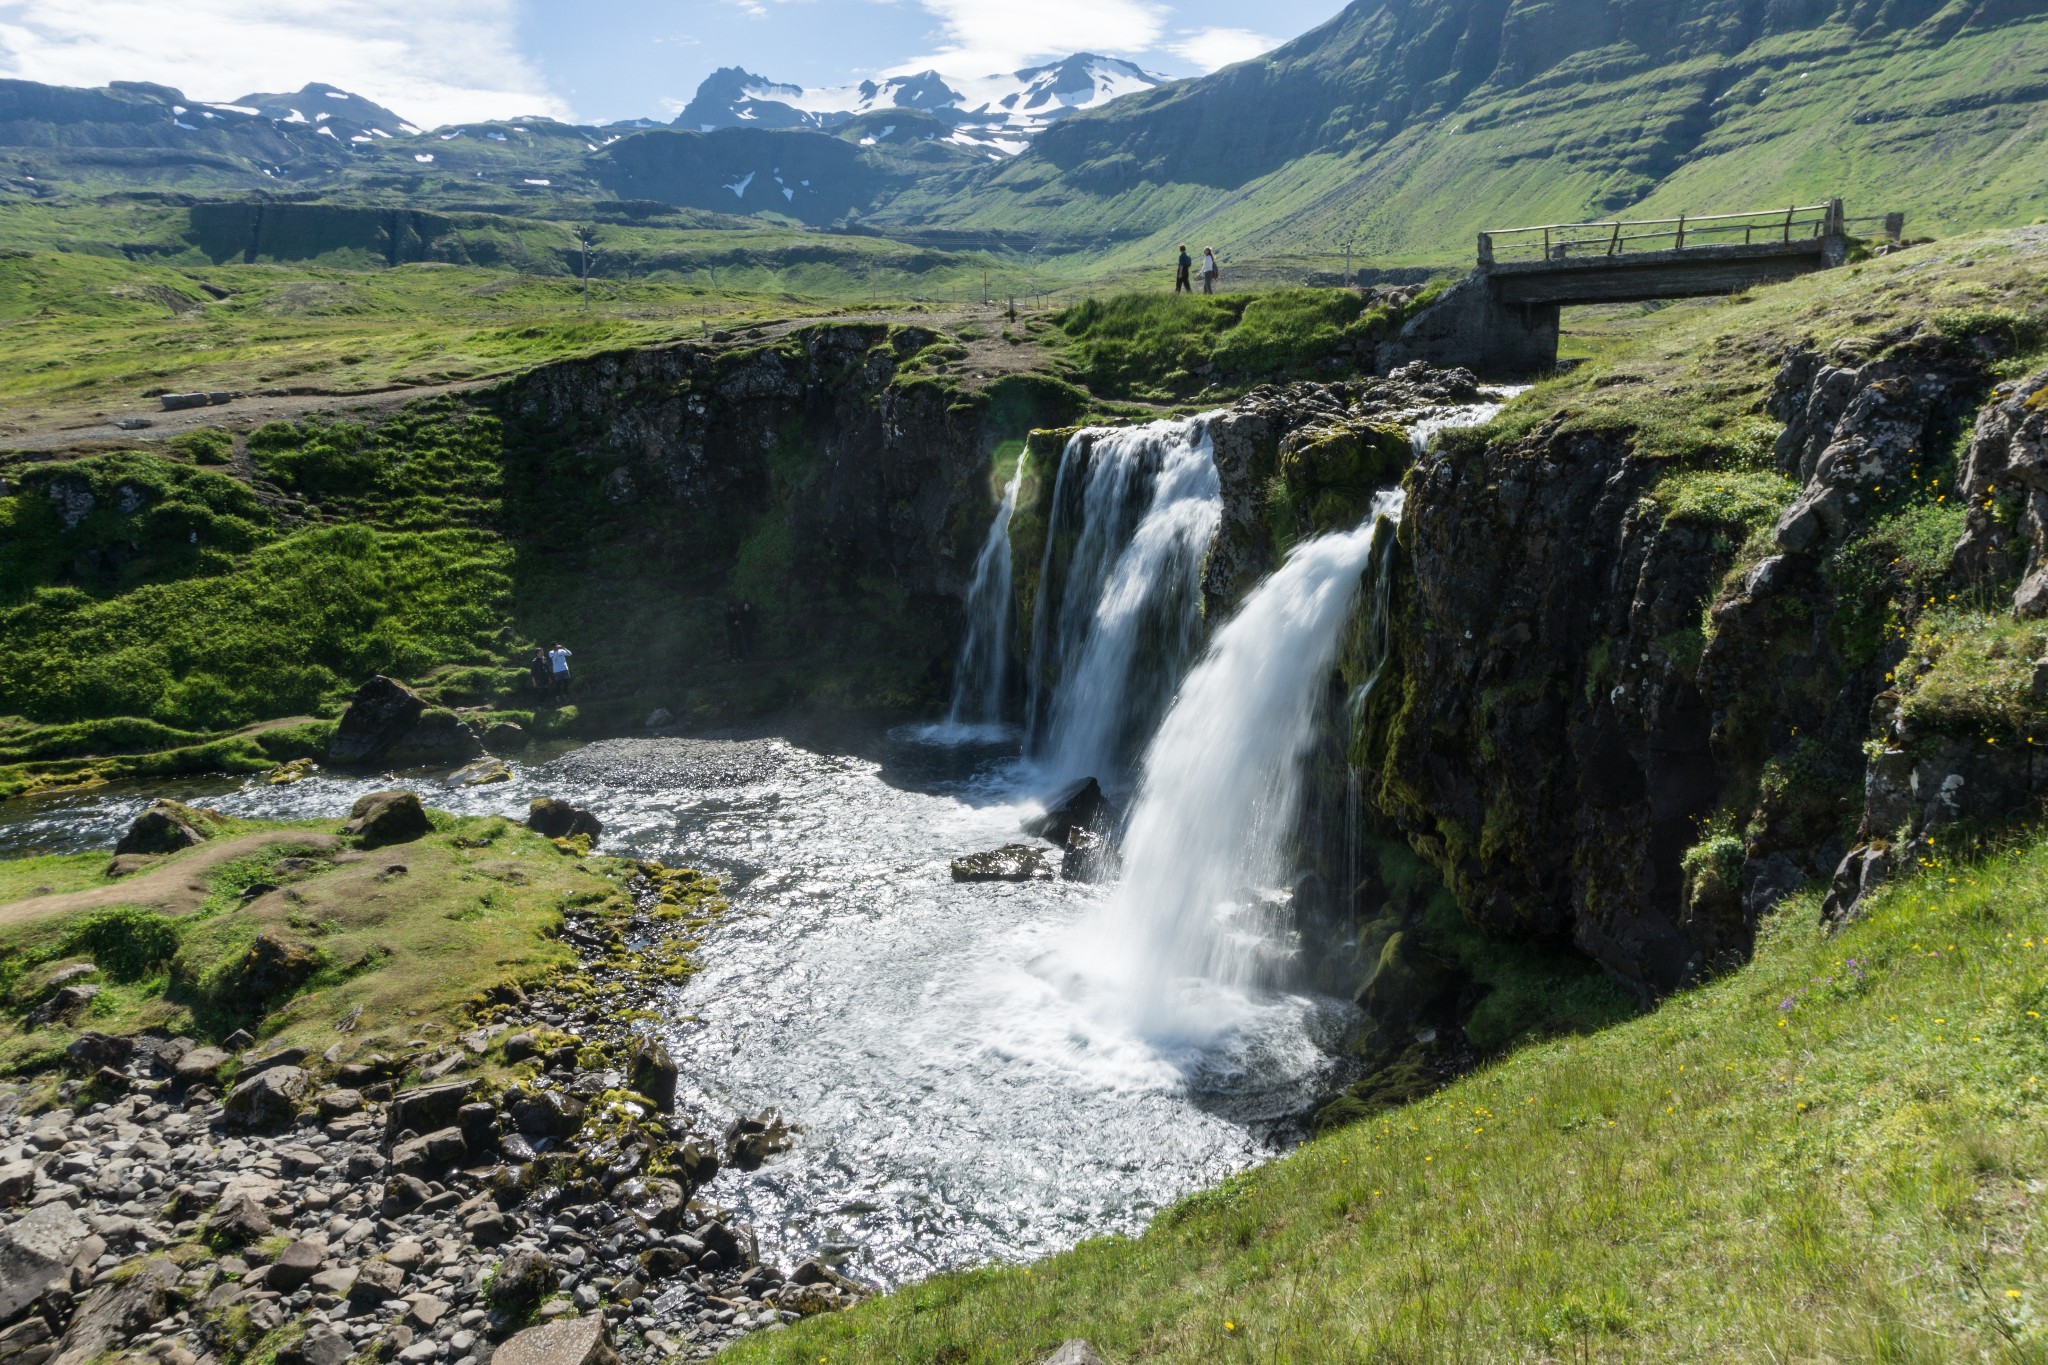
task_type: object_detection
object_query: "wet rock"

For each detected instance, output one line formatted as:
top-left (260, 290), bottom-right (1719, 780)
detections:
top-left (384, 709), bottom-right (483, 767)
top-left (486, 1249), bottom-right (558, 1316)
top-left (113, 799), bottom-right (227, 857)
top-left (343, 790), bottom-right (430, 846)
top-left (950, 845), bottom-right (1054, 883)
top-left (1059, 827), bottom-right (1116, 883)
top-left (627, 1037), bottom-right (679, 1113)
top-left (448, 758), bottom-right (513, 787)
top-left (493, 1314), bottom-right (616, 1365)
top-left (722, 1109), bottom-right (792, 1170)
top-left (527, 798), bottom-right (603, 842)
top-left (223, 1065), bottom-right (314, 1129)
top-left (0, 1202), bottom-right (87, 1321)
top-left (328, 677), bottom-right (429, 766)
top-left (1021, 777), bottom-right (1113, 844)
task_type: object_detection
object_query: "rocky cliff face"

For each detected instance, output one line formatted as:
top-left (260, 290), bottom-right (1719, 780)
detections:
top-left (490, 324), bottom-right (1080, 725)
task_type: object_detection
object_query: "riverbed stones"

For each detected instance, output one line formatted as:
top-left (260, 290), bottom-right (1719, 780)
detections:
top-left (342, 791), bottom-right (430, 845)
top-left (950, 844), bottom-right (1054, 882)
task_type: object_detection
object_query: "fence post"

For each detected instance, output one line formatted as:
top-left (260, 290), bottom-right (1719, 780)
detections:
top-left (1675, 213), bottom-right (1686, 250)
top-left (1608, 222), bottom-right (1621, 255)
top-left (1477, 233), bottom-right (1494, 266)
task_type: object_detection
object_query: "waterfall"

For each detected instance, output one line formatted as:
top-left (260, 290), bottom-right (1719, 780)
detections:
top-left (946, 466), bottom-right (1023, 728)
top-left (1097, 490), bottom-right (1406, 1040)
top-left (1024, 416), bottom-right (1221, 784)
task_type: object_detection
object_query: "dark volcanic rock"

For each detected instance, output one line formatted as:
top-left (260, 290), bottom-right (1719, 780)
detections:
top-left (1021, 777), bottom-right (1113, 844)
top-left (950, 845), bottom-right (1055, 882)
top-left (327, 676), bottom-right (427, 766)
top-left (527, 797), bottom-right (603, 842)
top-left (112, 799), bottom-right (224, 856)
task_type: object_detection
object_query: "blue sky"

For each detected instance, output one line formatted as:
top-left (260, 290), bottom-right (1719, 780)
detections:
top-left (0, 0), bottom-right (1351, 128)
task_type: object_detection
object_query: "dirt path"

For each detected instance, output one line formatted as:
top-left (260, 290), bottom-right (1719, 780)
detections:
top-left (0, 830), bottom-right (340, 926)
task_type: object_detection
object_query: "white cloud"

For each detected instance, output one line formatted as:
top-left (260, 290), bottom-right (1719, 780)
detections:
top-left (0, 0), bottom-right (568, 128)
top-left (890, 0), bottom-right (1168, 74)
top-left (1167, 26), bottom-right (1276, 70)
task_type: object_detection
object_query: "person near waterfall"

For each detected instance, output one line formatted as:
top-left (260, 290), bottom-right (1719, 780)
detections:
top-left (547, 643), bottom-right (573, 697)
top-left (1200, 247), bottom-right (1221, 294)
top-left (1174, 244), bottom-right (1192, 293)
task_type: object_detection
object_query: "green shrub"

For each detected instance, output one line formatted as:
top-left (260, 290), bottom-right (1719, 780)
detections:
top-left (58, 906), bottom-right (182, 981)
top-left (170, 430), bottom-right (234, 466)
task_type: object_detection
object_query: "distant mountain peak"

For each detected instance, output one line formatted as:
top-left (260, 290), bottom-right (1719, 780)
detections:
top-left (673, 54), bottom-right (1172, 155)
top-left (232, 82), bottom-right (420, 136)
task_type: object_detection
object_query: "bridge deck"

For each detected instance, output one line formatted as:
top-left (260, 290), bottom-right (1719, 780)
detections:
top-left (1487, 238), bottom-right (1839, 306)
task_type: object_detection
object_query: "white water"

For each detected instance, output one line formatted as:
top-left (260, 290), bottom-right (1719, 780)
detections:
top-left (1086, 492), bottom-right (1406, 1043)
top-left (945, 465), bottom-right (1023, 729)
top-left (1024, 416), bottom-right (1221, 785)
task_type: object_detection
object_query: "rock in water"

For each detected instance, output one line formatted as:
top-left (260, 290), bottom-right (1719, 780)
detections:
top-left (628, 1036), bottom-right (680, 1112)
top-left (951, 845), bottom-right (1055, 883)
top-left (343, 790), bottom-right (430, 845)
top-left (113, 799), bottom-right (226, 855)
top-left (447, 757), bottom-right (513, 787)
top-left (1021, 777), bottom-right (1113, 844)
top-left (494, 1315), bottom-right (617, 1365)
top-left (384, 708), bottom-right (485, 766)
top-left (328, 676), bottom-right (428, 766)
top-left (1060, 827), bottom-right (1116, 883)
top-left (527, 798), bottom-right (602, 842)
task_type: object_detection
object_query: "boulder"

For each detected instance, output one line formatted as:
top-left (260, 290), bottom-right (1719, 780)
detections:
top-left (507, 1088), bottom-right (584, 1139)
top-left (27, 985), bottom-right (99, 1029)
top-left (208, 1191), bottom-right (272, 1243)
top-left (722, 1108), bottom-right (792, 1170)
top-left (343, 790), bottom-right (430, 845)
top-left (64, 1031), bottom-right (133, 1073)
top-left (447, 758), bottom-right (512, 788)
top-left (484, 720), bottom-right (529, 750)
top-left (0, 1201), bottom-right (87, 1322)
top-left (279, 1325), bottom-right (353, 1365)
top-left (316, 1088), bottom-right (364, 1120)
top-left (527, 798), bottom-right (602, 842)
top-left (1059, 827), bottom-right (1116, 883)
top-left (385, 710), bottom-right (485, 767)
top-left (223, 1064), bottom-right (314, 1129)
top-left (390, 1127), bottom-right (467, 1175)
top-left (1021, 777), bottom-right (1114, 844)
top-left (327, 677), bottom-right (428, 767)
top-left (386, 1079), bottom-right (479, 1138)
top-left (47, 1255), bottom-right (179, 1365)
top-left (950, 845), bottom-right (1054, 883)
top-left (173, 1045), bottom-right (231, 1087)
top-left (113, 800), bottom-right (226, 856)
top-left (0, 1159), bottom-right (37, 1207)
top-left (268, 1238), bottom-right (326, 1291)
top-left (349, 1258), bottom-right (406, 1302)
top-left (493, 1314), bottom-right (616, 1365)
top-left (485, 1248), bottom-right (558, 1315)
top-left (627, 1037), bottom-right (679, 1113)
top-left (458, 1101), bottom-right (500, 1152)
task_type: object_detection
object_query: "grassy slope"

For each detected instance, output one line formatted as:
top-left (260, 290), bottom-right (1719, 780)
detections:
top-left (0, 811), bottom-right (620, 1076)
top-left (727, 834), bottom-right (2048, 1364)
top-left (898, 14), bottom-right (2048, 276)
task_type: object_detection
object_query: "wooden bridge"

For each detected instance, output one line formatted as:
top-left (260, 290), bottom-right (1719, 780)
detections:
top-left (1381, 200), bottom-right (1904, 374)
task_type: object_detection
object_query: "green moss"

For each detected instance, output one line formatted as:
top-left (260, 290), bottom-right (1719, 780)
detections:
top-left (170, 430), bottom-right (236, 466)
top-left (1650, 469), bottom-right (1798, 531)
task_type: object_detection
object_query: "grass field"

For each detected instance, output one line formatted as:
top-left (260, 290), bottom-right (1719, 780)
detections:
top-left (722, 827), bottom-right (2048, 1364)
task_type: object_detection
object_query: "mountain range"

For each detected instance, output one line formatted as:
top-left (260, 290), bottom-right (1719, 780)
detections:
top-left (4, 0), bottom-right (2046, 269)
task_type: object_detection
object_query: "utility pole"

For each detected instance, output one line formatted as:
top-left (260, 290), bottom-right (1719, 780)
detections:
top-left (573, 224), bottom-right (599, 310)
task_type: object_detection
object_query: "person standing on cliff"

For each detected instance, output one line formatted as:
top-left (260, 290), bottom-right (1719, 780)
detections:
top-left (1201, 247), bottom-right (1221, 295)
top-left (547, 642), bottom-right (574, 697)
top-left (1175, 244), bottom-right (1192, 294)
top-left (528, 647), bottom-right (550, 698)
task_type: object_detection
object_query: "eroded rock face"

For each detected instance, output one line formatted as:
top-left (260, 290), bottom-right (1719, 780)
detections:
top-left (1952, 365), bottom-right (2048, 616)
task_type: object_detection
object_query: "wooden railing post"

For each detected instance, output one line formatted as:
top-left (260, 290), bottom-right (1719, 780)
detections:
top-left (1674, 213), bottom-right (1685, 250)
top-left (1478, 232), bottom-right (1494, 266)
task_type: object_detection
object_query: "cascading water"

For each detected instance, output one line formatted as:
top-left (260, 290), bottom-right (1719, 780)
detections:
top-left (945, 466), bottom-right (1023, 729)
top-left (1024, 416), bottom-right (1221, 785)
top-left (1092, 491), bottom-right (1407, 1041)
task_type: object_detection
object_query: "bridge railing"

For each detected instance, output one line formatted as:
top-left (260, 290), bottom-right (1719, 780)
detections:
top-left (1479, 201), bottom-right (1865, 265)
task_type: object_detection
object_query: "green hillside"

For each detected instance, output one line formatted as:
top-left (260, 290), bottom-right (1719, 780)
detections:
top-left (880, 0), bottom-right (2048, 272)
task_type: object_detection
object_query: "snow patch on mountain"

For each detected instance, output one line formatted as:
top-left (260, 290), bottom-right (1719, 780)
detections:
top-left (674, 53), bottom-right (1170, 155)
